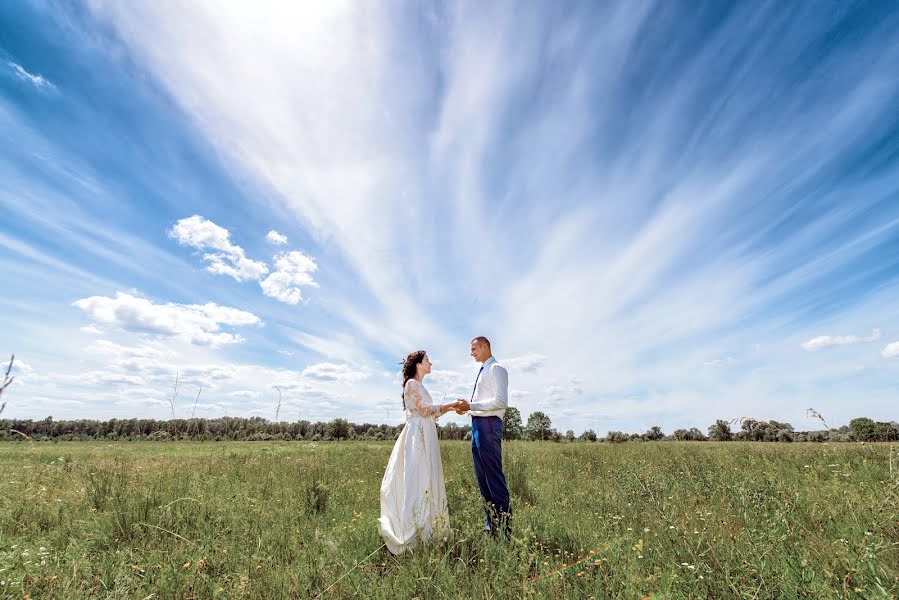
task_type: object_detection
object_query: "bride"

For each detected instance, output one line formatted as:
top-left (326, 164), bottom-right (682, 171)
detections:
top-left (379, 350), bottom-right (459, 555)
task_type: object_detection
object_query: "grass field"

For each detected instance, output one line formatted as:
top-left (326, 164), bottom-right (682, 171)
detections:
top-left (0, 440), bottom-right (896, 599)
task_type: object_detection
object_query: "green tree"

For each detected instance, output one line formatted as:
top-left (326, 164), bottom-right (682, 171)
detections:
top-left (708, 419), bottom-right (733, 441)
top-left (850, 417), bottom-right (898, 442)
top-left (688, 427), bottom-right (707, 441)
top-left (644, 426), bottom-right (665, 441)
top-left (849, 417), bottom-right (876, 441)
top-left (526, 411), bottom-right (552, 441)
top-left (502, 406), bottom-right (523, 440)
top-left (326, 418), bottom-right (350, 441)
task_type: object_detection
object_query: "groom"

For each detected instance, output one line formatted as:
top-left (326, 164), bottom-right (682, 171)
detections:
top-left (455, 336), bottom-right (511, 537)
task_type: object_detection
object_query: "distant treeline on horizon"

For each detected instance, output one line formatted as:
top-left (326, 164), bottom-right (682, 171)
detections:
top-left (1, 409), bottom-right (896, 443)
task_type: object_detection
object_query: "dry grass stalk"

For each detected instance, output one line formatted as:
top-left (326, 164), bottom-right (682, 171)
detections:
top-left (169, 371), bottom-right (179, 419)
top-left (274, 386), bottom-right (283, 422)
top-left (0, 354), bottom-right (14, 415)
top-left (10, 429), bottom-right (31, 440)
top-left (805, 408), bottom-right (830, 430)
top-left (190, 384), bottom-right (202, 420)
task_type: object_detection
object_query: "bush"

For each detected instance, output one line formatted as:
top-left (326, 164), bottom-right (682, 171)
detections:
top-left (808, 431), bottom-right (827, 443)
top-left (606, 431), bottom-right (628, 444)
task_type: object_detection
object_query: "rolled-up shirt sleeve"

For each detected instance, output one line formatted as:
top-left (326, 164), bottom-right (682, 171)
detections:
top-left (468, 365), bottom-right (508, 412)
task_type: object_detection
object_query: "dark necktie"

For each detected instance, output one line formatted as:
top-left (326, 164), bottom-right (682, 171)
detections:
top-left (470, 365), bottom-right (484, 403)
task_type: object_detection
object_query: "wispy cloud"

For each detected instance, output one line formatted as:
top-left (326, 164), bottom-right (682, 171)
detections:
top-left (504, 353), bottom-right (548, 373)
top-left (7, 61), bottom-right (55, 90)
top-left (801, 329), bottom-right (882, 351)
top-left (2, 2), bottom-right (898, 431)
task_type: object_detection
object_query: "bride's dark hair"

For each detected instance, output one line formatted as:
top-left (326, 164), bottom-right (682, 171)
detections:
top-left (401, 350), bottom-right (427, 409)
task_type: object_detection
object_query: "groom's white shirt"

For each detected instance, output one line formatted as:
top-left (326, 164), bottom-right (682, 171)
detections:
top-left (468, 356), bottom-right (508, 419)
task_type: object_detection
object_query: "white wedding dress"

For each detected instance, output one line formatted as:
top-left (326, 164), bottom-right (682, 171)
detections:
top-left (379, 378), bottom-right (450, 555)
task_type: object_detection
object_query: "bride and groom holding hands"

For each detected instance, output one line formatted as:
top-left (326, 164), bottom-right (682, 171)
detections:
top-left (379, 336), bottom-right (511, 555)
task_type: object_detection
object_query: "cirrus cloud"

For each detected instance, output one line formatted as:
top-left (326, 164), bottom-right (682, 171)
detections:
top-left (801, 329), bottom-right (881, 351)
top-left (7, 61), bottom-right (55, 90)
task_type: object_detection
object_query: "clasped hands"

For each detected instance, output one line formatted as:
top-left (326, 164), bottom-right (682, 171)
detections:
top-left (440, 398), bottom-right (471, 415)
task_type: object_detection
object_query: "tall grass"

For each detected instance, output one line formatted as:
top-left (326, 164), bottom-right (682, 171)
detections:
top-left (0, 441), bottom-right (895, 598)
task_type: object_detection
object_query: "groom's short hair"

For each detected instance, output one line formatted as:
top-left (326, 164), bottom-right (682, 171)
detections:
top-left (472, 336), bottom-right (491, 348)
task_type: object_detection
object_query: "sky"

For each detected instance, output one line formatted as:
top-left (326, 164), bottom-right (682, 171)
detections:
top-left (1, 1), bottom-right (898, 434)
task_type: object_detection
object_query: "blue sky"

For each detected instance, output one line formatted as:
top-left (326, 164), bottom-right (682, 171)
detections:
top-left (1, 1), bottom-right (898, 433)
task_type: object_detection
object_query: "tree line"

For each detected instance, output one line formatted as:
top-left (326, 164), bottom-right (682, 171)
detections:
top-left (0, 408), bottom-right (895, 443)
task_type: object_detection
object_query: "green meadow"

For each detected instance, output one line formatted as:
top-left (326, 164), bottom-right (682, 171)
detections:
top-left (0, 441), bottom-right (896, 599)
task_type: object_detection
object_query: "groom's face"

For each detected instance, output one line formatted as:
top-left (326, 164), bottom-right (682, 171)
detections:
top-left (470, 341), bottom-right (488, 362)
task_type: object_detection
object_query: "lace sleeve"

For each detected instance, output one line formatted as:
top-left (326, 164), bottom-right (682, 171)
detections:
top-left (406, 380), bottom-right (441, 417)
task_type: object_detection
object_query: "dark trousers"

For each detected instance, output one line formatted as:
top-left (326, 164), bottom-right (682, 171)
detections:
top-left (471, 416), bottom-right (511, 534)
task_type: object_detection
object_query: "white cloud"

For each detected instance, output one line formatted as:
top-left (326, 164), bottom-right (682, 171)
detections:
top-left (545, 383), bottom-right (584, 400)
top-left (882, 342), bottom-right (899, 358)
top-left (87, 2), bottom-right (453, 356)
top-left (266, 230), bottom-right (288, 245)
top-left (72, 292), bottom-right (261, 346)
top-left (300, 362), bottom-right (367, 384)
top-left (503, 353), bottom-right (548, 373)
top-left (260, 251), bottom-right (318, 305)
top-left (7, 61), bottom-right (55, 89)
top-left (704, 356), bottom-right (737, 367)
top-left (801, 329), bottom-right (881, 351)
top-left (79, 2), bottom-right (899, 432)
top-left (169, 215), bottom-right (269, 282)
top-left (81, 371), bottom-right (146, 386)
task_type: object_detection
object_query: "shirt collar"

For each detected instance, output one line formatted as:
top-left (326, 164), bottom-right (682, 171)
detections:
top-left (481, 356), bottom-right (496, 369)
